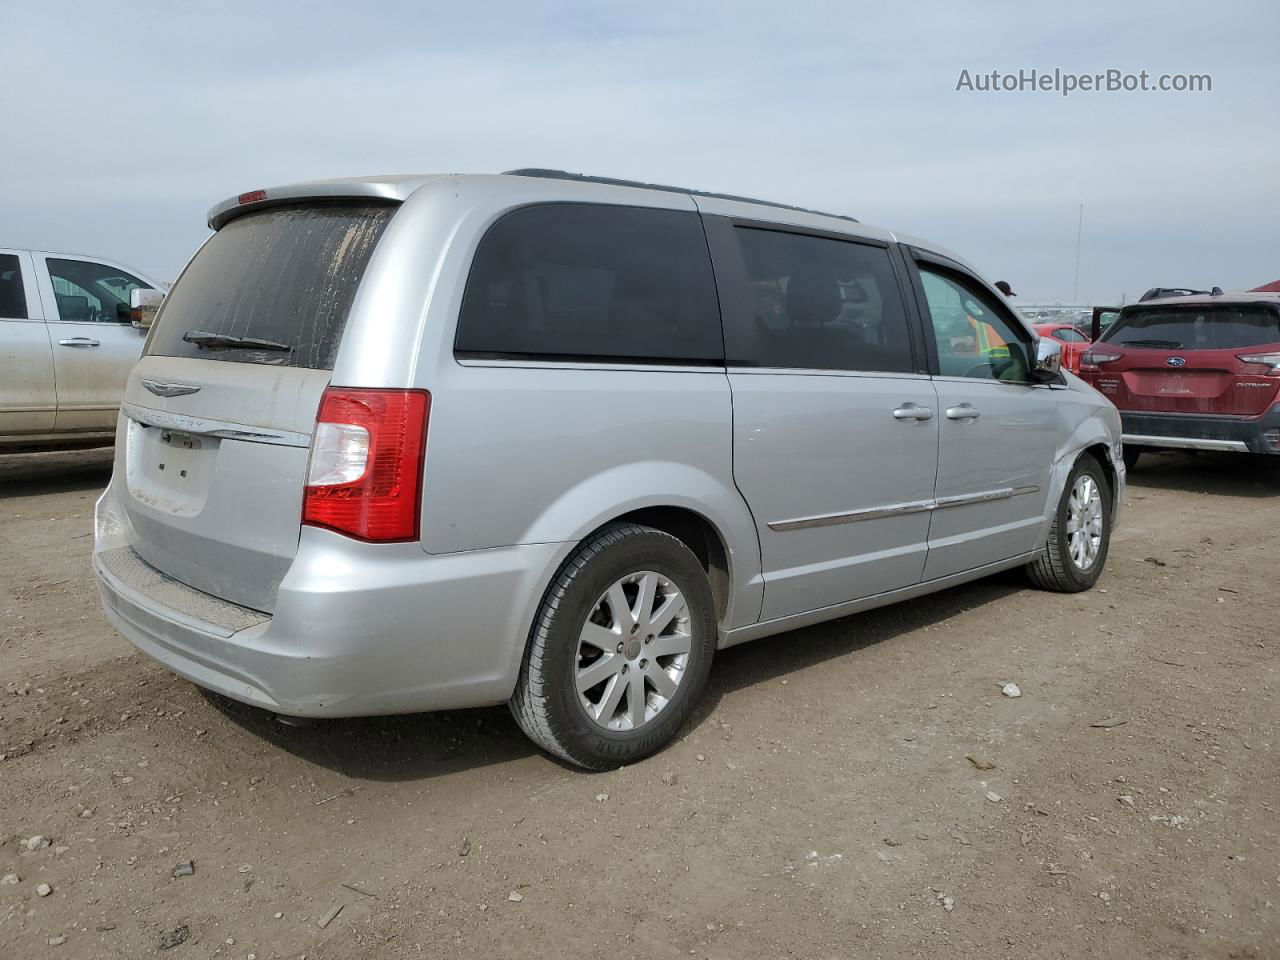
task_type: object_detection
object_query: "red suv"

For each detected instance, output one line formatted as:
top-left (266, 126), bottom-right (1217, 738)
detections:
top-left (1079, 293), bottom-right (1280, 468)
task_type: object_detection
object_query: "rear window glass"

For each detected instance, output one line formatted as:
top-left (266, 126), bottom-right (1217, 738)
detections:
top-left (1103, 306), bottom-right (1280, 351)
top-left (456, 203), bottom-right (722, 363)
top-left (147, 203), bottom-right (395, 369)
top-left (0, 254), bottom-right (26, 318)
top-left (731, 228), bottom-right (913, 372)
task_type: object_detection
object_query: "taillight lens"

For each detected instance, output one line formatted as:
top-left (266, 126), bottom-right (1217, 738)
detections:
top-left (302, 388), bottom-right (430, 542)
top-left (1080, 350), bottom-right (1121, 372)
top-left (1238, 352), bottom-right (1280, 373)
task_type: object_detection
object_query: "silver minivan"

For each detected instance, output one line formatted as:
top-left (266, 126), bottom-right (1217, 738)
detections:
top-left (94, 171), bottom-right (1124, 769)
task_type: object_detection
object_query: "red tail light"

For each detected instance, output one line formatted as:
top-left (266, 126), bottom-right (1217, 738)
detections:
top-left (1080, 350), bottom-right (1121, 373)
top-left (302, 387), bottom-right (430, 542)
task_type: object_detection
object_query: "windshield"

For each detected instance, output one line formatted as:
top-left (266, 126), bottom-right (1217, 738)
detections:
top-left (1103, 306), bottom-right (1280, 351)
top-left (147, 202), bottom-right (395, 369)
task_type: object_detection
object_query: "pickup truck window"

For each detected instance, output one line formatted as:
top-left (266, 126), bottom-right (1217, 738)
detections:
top-left (0, 254), bottom-right (27, 319)
top-left (47, 258), bottom-right (149, 323)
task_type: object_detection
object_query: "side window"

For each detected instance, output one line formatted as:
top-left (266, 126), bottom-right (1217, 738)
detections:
top-left (730, 228), bottom-right (914, 373)
top-left (47, 258), bottom-right (150, 323)
top-left (0, 254), bottom-right (27, 319)
top-left (1054, 327), bottom-right (1088, 343)
top-left (918, 267), bottom-right (1031, 382)
top-left (456, 204), bottom-right (722, 363)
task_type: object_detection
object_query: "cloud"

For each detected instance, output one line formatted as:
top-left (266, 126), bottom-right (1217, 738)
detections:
top-left (2, 0), bottom-right (1277, 299)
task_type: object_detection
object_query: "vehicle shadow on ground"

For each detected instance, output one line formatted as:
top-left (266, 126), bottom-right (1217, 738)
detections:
top-left (1127, 451), bottom-right (1279, 499)
top-left (208, 574), bottom-right (1022, 782)
top-left (0, 447), bottom-right (114, 499)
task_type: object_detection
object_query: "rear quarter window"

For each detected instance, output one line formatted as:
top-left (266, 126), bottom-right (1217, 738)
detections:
top-left (456, 203), bottom-right (723, 364)
top-left (147, 203), bottom-right (395, 369)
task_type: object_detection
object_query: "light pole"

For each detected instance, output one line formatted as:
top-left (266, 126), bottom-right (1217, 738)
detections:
top-left (1072, 203), bottom-right (1084, 305)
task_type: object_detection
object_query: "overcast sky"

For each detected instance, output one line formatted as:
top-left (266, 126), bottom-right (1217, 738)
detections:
top-left (3, 0), bottom-right (1277, 303)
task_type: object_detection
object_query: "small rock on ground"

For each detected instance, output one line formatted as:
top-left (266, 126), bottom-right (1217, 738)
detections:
top-left (158, 925), bottom-right (189, 950)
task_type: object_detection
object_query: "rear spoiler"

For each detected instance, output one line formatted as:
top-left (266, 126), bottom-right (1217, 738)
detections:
top-left (207, 178), bottom-right (429, 230)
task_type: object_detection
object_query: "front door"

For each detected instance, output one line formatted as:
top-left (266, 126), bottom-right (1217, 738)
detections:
top-left (910, 259), bottom-right (1060, 581)
top-left (38, 255), bottom-right (152, 433)
top-left (705, 218), bottom-right (939, 622)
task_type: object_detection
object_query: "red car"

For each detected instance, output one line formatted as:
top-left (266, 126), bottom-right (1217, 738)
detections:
top-left (1078, 293), bottom-right (1280, 468)
top-left (1034, 322), bottom-right (1091, 373)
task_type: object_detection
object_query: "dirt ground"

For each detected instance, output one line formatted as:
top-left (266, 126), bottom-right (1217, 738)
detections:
top-left (1, 447), bottom-right (1277, 960)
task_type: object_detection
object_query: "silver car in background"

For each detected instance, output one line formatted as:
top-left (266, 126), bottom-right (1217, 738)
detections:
top-left (93, 170), bottom-right (1123, 769)
top-left (1, 247), bottom-right (163, 449)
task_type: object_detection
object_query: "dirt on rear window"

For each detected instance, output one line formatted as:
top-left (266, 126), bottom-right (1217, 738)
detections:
top-left (146, 202), bottom-right (396, 369)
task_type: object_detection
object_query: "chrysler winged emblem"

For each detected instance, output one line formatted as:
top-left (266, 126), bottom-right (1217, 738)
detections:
top-left (141, 379), bottom-right (202, 398)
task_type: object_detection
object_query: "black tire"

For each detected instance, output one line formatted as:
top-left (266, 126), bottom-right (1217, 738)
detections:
top-left (1122, 446), bottom-right (1142, 471)
top-left (1026, 454), bottom-right (1112, 593)
top-left (510, 523), bottom-right (717, 770)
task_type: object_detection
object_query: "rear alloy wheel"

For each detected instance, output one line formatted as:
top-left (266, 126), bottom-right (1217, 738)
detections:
top-left (575, 570), bottom-right (692, 731)
top-left (510, 523), bottom-right (716, 770)
top-left (1026, 454), bottom-right (1112, 592)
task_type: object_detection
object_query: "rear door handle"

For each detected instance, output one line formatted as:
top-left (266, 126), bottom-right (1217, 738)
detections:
top-left (892, 403), bottom-right (933, 421)
top-left (945, 404), bottom-right (981, 421)
top-left (58, 337), bottom-right (100, 347)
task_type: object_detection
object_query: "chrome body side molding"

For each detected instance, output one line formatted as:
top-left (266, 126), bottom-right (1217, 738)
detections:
top-left (767, 485), bottom-right (1042, 532)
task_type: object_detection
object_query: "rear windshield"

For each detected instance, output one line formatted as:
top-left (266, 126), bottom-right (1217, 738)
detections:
top-left (1103, 305), bottom-right (1280, 351)
top-left (147, 202), bottom-right (395, 369)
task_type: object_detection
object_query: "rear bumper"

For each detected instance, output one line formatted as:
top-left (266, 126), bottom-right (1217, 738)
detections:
top-left (94, 484), bottom-right (564, 717)
top-left (1121, 406), bottom-right (1280, 455)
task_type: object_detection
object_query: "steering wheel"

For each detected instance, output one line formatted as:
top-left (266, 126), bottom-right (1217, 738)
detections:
top-left (961, 352), bottom-right (1015, 379)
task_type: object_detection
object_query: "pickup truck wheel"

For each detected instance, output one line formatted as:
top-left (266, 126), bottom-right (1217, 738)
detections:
top-left (1026, 454), bottom-right (1112, 593)
top-left (510, 523), bottom-right (716, 770)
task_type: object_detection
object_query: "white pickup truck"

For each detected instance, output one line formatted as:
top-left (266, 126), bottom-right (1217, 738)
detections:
top-left (0, 247), bottom-right (165, 450)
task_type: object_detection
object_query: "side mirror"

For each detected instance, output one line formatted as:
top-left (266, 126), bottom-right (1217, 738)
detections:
top-left (129, 288), bottom-right (164, 330)
top-left (1031, 336), bottom-right (1062, 382)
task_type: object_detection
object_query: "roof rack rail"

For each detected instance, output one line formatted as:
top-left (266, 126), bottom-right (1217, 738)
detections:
top-left (502, 168), bottom-right (859, 223)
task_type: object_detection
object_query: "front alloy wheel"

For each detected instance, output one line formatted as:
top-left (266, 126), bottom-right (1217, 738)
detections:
top-left (1064, 473), bottom-right (1105, 571)
top-left (1026, 453), bottom-right (1112, 592)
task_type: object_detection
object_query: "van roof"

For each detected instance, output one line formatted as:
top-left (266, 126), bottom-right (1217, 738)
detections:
top-left (206, 171), bottom-right (859, 230)
top-left (501, 168), bottom-right (860, 224)
top-left (204, 172), bottom-right (979, 284)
